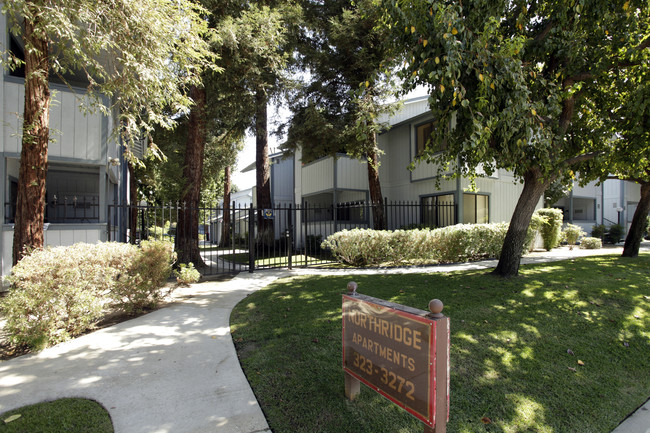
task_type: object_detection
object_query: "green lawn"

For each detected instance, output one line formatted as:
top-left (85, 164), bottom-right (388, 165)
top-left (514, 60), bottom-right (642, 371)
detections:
top-left (231, 254), bottom-right (650, 433)
top-left (0, 398), bottom-right (113, 432)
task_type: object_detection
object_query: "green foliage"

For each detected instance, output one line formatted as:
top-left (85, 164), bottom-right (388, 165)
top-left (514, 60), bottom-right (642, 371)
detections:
top-left (175, 262), bottom-right (201, 286)
top-left (562, 223), bottom-right (587, 250)
top-left (580, 237), bottom-right (603, 250)
top-left (536, 208), bottom-right (564, 251)
top-left (2, 0), bottom-right (215, 151)
top-left (1, 243), bottom-right (131, 350)
top-left (1, 241), bottom-right (176, 350)
top-left (322, 223), bottom-right (538, 266)
top-left (592, 224), bottom-right (607, 239)
top-left (111, 240), bottom-right (176, 313)
top-left (605, 224), bottom-right (625, 244)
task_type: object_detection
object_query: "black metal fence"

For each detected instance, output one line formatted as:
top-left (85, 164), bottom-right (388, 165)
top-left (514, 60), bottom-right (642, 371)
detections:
top-left (108, 199), bottom-right (457, 275)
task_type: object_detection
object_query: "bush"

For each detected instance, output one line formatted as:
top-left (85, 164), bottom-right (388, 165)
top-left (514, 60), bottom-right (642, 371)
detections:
top-left (1, 241), bottom-right (177, 350)
top-left (579, 237), bottom-right (602, 249)
top-left (110, 240), bottom-right (176, 313)
top-left (1, 243), bottom-right (132, 350)
top-left (562, 224), bottom-right (586, 250)
top-left (591, 224), bottom-right (606, 239)
top-left (605, 224), bottom-right (625, 244)
top-left (322, 222), bottom-right (536, 267)
top-left (536, 208), bottom-right (564, 251)
top-left (176, 262), bottom-right (201, 286)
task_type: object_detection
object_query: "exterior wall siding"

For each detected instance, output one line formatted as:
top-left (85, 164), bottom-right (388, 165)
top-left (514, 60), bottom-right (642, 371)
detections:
top-left (301, 157), bottom-right (334, 195)
top-left (2, 81), bottom-right (103, 161)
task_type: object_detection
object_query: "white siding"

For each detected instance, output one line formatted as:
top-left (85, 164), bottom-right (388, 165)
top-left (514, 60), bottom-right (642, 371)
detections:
top-left (2, 81), bottom-right (22, 154)
top-left (301, 158), bottom-right (334, 195)
top-left (2, 81), bottom-right (104, 160)
top-left (336, 157), bottom-right (367, 190)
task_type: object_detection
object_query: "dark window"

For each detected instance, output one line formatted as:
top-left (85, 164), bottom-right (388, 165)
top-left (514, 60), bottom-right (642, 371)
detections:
top-left (416, 122), bottom-right (446, 156)
top-left (421, 194), bottom-right (456, 228)
top-left (462, 193), bottom-right (489, 224)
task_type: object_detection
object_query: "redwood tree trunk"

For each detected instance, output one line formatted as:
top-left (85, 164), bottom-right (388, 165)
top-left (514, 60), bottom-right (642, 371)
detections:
top-left (493, 168), bottom-right (551, 277)
top-left (367, 136), bottom-right (386, 230)
top-left (220, 166), bottom-right (231, 247)
top-left (175, 86), bottom-right (206, 267)
top-left (13, 15), bottom-right (50, 265)
top-left (622, 181), bottom-right (650, 258)
top-left (255, 89), bottom-right (273, 244)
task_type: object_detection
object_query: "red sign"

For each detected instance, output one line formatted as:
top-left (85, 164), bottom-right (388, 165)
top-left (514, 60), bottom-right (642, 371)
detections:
top-left (343, 294), bottom-right (446, 427)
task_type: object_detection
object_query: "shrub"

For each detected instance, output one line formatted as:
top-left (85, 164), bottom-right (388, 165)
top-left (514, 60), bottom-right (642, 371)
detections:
top-left (579, 237), bottom-right (602, 249)
top-left (0, 243), bottom-right (133, 350)
top-left (110, 240), bottom-right (176, 313)
top-left (322, 223), bottom-right (535, 266)
top-left (176, 262), bottom-right (201, 286)
top-left (591, 224), bottom-right (606, 239)
top-left (1, 240), bottom-right (177, 350)
top-left (605, 224), bottom-right (625, 244)
top-left (525, 213), bottom-right (546, 251)
top-left (536, 208), bottom-right (564, 250)
top-left (562, 224), bottom-right (586, 250)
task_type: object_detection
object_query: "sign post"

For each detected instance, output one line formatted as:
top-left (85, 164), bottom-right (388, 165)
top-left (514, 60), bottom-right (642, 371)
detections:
top-left (342, 281), bottom-right (449, 433)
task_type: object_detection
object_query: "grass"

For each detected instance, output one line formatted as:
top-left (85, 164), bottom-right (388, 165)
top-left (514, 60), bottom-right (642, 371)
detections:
top-left (0, 398), bottom-right (113, 432)
top-left (230, 254), bottom-right (650, 433)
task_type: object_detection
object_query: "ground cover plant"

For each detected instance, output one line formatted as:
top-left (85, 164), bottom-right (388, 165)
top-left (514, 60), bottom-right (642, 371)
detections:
top-left (0, 398), bottom-right (113, 432)
top-left (231, 254), bottom-right (650, 433)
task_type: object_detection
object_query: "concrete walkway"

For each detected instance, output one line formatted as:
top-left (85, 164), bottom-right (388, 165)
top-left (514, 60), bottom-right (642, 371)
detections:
top-left (0, 244), bottom-right (648, 432)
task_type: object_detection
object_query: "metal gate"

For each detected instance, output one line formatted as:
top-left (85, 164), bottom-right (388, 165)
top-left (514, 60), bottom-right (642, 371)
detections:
top-left (108, 200), bottom-right (457, 275)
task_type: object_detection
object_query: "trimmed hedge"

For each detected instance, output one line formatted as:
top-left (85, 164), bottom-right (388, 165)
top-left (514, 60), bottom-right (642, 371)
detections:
top-left (536, 208), bottom-right (564, 250)
top-left (322, 222), bottom-right (539, 267)
top-left (1, 240), bottom-right (176, 350)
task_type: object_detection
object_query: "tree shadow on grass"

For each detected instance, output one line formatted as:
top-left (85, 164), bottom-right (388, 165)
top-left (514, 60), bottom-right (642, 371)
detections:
top-left (231, 255), bottom-right (650, 433)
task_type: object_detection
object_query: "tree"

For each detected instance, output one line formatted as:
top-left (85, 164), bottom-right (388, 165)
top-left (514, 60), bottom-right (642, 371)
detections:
top-left (284, 0), bottom-right (399, 229)
top-left (214, 4), bottom-right (298, 242)
top-left (3, 0), bottom-right (213, 264)
top-left (584, 44), bottom-right (650, 257)
top-left (384, 0), bottom-right (647, 276)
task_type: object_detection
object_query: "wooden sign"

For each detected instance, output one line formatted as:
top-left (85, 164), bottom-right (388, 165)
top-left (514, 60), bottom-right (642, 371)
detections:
top-left (342, 282), bottom-right (449, 432)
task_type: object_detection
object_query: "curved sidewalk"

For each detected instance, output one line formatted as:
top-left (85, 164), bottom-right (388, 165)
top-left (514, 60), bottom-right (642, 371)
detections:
top-left (0, 245), bottom-right (648, 432)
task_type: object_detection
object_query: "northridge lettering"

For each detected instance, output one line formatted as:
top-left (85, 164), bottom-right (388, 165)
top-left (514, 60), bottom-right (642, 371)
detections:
top-left (348, 310), bottom-right (423, 349)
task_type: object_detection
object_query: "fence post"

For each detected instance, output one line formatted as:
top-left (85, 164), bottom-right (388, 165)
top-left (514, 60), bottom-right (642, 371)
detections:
top-left (107, 205), bottom-right (112, 241)
top-left (248, 204), bottom-right (255, 273)
top-left (231, 201), bottom-right (236, 273)
top-left (287, 203), bottom-right (293, 270)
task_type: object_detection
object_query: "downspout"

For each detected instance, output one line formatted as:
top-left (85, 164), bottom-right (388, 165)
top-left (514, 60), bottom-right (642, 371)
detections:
top-left (569, 187), bottom-right (574, 223)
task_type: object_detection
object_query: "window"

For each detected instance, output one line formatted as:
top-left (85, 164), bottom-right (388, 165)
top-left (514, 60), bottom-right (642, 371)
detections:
top-left (463, 193), bottom-right (489, 224)
top-left (416, 122), bottom-right (446, 156)
top-left (421, 194), bottom-right (456, 228)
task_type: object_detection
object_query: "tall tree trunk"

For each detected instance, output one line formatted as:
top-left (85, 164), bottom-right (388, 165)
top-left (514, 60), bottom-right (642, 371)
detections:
top-left (367, 136), bottom-right (386, 230)
top-left (175, 86), bottom-right (206, 267)
top-left (255, 89), bottom-right (273, 245)
top-left (622, 181), bottom-right (650, 258)
top-left (493, 168), bottom-right (551, 277)
top-left (13, 15), bottom-right (50, 265)
top-left (220, 165), bottom-right (231, 248)
top-left (128, 161), bottom-right (138, 244)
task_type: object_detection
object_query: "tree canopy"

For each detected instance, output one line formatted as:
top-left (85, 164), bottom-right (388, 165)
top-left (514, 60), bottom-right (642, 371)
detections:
top-left (3, 0), bottom-right (215, 264)
top-left (383, 0), bottom-right (649, 275)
